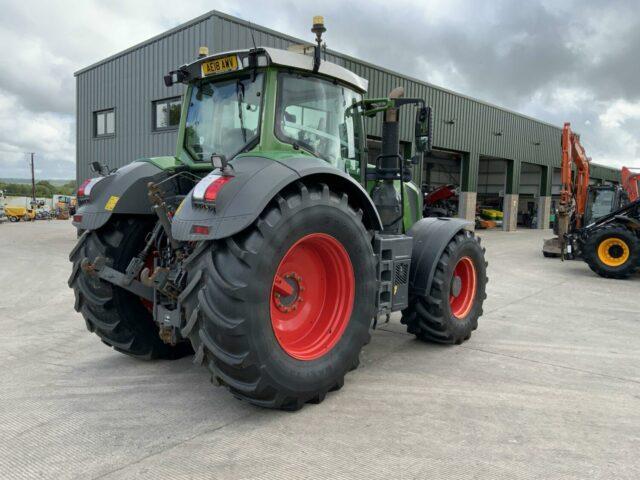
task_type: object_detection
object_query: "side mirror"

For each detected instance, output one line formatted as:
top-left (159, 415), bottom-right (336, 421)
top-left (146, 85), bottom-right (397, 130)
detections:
top-left (415, 106), bottom-right (432, 153)
top-left (90, 161), bottom-right (103, 174)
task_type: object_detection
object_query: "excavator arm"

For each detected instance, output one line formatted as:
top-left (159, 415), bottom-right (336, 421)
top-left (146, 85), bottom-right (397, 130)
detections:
top-left (543, 122), bottom-right (591, 258)
top-left (560, 122), bottom-right (591, 228)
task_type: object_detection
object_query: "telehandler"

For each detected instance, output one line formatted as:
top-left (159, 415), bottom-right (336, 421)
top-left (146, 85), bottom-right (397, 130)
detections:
top-left (69, 18), bottom-right (487, 410)
top-left (568, 198), bottom-right (640, 279)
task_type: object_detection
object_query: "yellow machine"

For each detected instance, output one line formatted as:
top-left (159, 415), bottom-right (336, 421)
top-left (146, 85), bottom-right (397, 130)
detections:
top-left (56, 195), bottom-right (76, 219)
top-left (5, 206), bottom-right (36, 222)
top-left (481, 208), bottom-right (503, 220)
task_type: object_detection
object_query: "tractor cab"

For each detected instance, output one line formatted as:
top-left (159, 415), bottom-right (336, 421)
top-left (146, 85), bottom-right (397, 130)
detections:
top-left (166, 46), bottom-right (368, 174)
top-left (165, 36), bottom-right (431, 233)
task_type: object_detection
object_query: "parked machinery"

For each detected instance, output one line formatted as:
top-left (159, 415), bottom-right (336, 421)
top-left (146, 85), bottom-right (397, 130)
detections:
top-left (4, 205), bottom-right (36, 222)
top-left (543, 123), bottom-right (632, 258)
top-left (570, 168), bottom-right (640, 278)
top-left (68, 18), bottom-right (488, 410)
top-left (621, 167), bottom-right (639, 202)
top-left (422, 183), bottom-right (458, 217)
top-left (0, 190), bottom-right (6, 223)
top-left (568, 198), bottom-right (640, 278)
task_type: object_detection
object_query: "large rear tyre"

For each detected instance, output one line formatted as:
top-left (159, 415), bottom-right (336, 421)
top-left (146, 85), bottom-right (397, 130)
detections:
top-left (68, 217), bottom-right (192, 359)
top-left (181, 182), bottom-right (377, 410)
top-left (582, 225), bottom-right (639, 279)
top-left (401, 230), bottom-right (487, 344)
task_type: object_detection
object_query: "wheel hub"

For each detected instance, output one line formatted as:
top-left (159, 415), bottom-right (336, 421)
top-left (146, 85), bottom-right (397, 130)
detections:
top-left (451, 276), bottom-right (462, 297)
top-left (273, 272), bottom-right (305, 313)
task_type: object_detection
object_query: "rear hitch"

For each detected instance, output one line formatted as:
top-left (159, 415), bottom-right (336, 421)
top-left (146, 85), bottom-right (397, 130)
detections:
top-left (80, 256), bottom-right (154, 302)
top-left (140, 265), bottom-right (185, 300)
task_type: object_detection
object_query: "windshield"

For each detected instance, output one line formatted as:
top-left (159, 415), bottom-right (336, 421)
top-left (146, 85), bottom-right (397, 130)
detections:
top-left (276, 72), bottom-right (363, 171)
top-left (588, 188), bottom-right (615, 222)
top-left (184, 73), bottom-right (264, 161)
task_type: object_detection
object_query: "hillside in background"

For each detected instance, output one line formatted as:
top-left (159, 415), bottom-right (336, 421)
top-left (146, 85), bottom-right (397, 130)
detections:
top-left (0, 179), bottom-right (76, 197)
top-left (0, 178), bottom-right (73, 186)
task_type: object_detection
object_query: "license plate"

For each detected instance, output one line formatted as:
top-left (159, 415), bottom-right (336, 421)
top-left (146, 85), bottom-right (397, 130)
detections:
top-left (201, 55), bottom-right (238, 76)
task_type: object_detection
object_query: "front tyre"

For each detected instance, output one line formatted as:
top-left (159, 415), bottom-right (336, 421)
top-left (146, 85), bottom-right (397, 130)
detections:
top-left (181, 182), bottom-right (377, 410)
top-left (582, 226), bottom-right (639, 279)
top-left (401, 230), bottom-right (487, 344)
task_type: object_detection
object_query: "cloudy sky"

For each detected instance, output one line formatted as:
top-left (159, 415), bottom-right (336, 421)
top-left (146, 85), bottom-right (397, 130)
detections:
top-left (0, 0), bottom-right (638, 179)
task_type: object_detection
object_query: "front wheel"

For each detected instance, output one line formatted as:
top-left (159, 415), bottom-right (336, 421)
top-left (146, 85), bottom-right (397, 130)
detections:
top-left (181, 182), bottom-right (377, 410)
top-left (401, 230), bottom-right (487, 344)
top-left (582, 225), bottom-right (639, 279)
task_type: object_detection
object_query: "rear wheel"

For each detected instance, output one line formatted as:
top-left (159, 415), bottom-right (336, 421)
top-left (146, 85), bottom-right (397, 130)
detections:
top-left (181, 182), bottom-right (377, 410)
top-left (68, 217), bottom-right (192, 359)
top-left (583, 225), bottom-right (639, 279)
top-left (401, 230), bottom-right (487, 344)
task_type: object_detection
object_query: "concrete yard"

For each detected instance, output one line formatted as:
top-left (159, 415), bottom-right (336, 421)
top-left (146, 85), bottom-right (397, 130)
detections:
top-left (0, 220), bottom-right (638, 480)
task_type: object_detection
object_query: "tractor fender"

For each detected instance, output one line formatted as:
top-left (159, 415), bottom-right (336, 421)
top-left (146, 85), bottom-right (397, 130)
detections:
top-left (72, 161), bottom-right (167, 231)
top-left (172, 155), bottom-right (382, 241)
top-left (406, 217), bottom-right (473, 297)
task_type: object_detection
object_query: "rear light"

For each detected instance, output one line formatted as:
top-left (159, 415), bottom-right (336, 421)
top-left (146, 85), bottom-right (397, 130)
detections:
top-left (191, 225), bottom-right (210, 235)
top-left (192, 173), bottom-right (233, 205)
top-left (78, 177), bottom-right (103, 197)
top-left (73, 214), bottom-right (83, 223)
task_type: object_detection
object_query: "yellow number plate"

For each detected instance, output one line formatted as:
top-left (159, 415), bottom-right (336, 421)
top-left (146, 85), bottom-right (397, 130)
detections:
top-left (104, 196), bottom-right (119, 211)
top-left (201, 55), bottom-right (238, 76)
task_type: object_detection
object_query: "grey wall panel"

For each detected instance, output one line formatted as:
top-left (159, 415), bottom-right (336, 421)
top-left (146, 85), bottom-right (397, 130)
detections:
top-left (75, 10), bottom-right (620, 186)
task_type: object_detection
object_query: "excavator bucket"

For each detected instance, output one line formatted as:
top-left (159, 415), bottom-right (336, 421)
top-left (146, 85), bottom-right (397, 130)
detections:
top-left (542, 237), bottom-right (562, 257)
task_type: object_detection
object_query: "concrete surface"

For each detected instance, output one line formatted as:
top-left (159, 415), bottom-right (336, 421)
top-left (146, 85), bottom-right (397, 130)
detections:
top-left (0, 221), bottom-right (639, 480)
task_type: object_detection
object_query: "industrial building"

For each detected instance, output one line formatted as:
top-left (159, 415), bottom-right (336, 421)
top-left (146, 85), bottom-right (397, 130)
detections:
top-left (74, 10), bottom-right (620, 230)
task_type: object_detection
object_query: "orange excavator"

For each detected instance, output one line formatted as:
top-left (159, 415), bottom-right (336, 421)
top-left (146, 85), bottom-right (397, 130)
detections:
top-left (543, 123), bottom-right (635, 257)
top-left (621, 166), bottom-right (640, 202)
top-left (543, 123), bottom-right (590, 257)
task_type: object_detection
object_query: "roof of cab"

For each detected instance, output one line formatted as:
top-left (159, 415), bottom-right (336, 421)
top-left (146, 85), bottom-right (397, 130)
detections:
top-left (186, 47), bottom-right (369, 93)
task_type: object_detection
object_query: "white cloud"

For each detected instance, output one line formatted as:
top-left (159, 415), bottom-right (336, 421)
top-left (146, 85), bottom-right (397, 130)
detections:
top-left (0, 93), bottom-right (74, 178)
top-left (599, 99), bottom-right (640, 129)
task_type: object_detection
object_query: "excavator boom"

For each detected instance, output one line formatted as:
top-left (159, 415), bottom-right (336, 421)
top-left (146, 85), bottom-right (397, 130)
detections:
top-left (560, 122), bottom-right (590, 228)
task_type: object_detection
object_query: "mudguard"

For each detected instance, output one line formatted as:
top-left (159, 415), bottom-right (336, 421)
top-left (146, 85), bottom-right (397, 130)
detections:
top-left (406, 217), bottom-right (473, 297)
top-left (172, 154), bottom-right (383, 241)
top-left (72, 161), bottom-right (168, 231)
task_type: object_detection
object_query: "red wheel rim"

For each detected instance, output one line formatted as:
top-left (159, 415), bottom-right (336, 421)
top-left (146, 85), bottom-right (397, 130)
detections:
top-left (449, 256), bottom-right (477, 319)
top-left (270, 233), bottom-right (355, 361)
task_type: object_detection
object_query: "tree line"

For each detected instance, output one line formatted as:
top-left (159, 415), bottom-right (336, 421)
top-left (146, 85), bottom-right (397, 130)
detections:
top-left (0, 180), bottom-right (77, 197)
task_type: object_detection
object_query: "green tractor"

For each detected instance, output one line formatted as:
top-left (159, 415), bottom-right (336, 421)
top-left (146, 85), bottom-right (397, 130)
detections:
top-left (70, 18), bottom-right (487, 410)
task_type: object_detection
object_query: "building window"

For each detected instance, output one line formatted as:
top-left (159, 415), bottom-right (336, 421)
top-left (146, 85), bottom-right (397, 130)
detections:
top-left (153, 97), bottom-right (182, 131)
top-left (94, 109), bottom-right (115, 137)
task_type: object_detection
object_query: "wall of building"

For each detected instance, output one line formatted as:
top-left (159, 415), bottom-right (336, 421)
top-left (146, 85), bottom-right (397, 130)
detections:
top-left (75, 10), bottom-right (621, 189)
